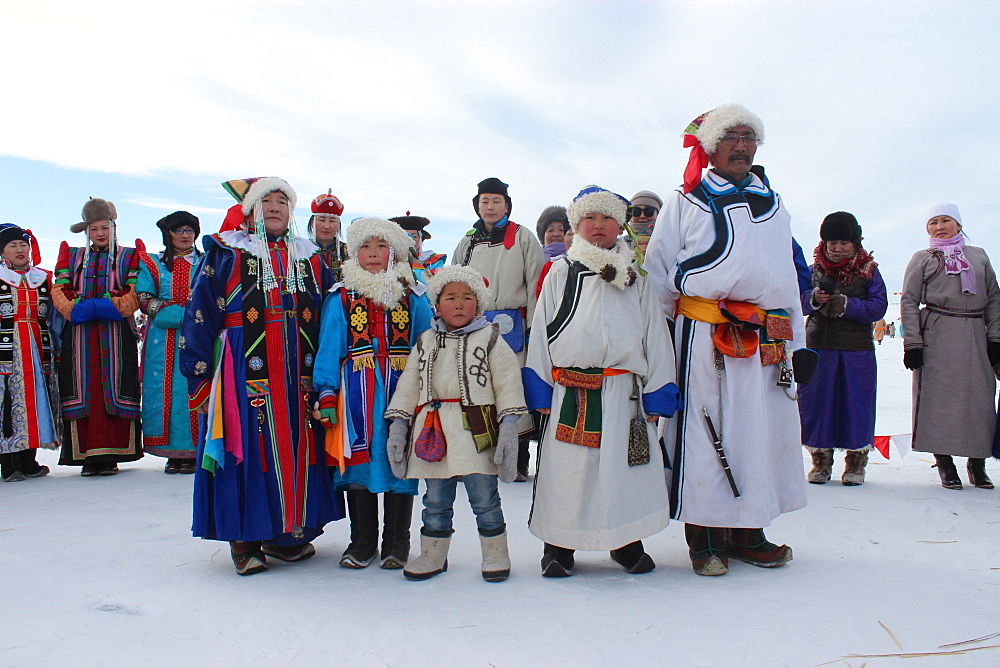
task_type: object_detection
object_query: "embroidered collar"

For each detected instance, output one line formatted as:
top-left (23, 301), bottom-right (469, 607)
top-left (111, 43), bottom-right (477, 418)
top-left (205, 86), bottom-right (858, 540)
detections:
top-left (703, 169), bottom-right (771, 197)
top-left (567, 237), bottom-right (636, 289)
top-left (0, 265), bottom-right (47, 289)
top-left (341, 258), bottom-right (414, 308)
top-left (216, 229), bottom-right (317, 259)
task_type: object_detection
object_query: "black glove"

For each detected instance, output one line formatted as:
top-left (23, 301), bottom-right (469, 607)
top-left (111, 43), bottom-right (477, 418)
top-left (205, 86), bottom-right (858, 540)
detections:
top-left (903, 348), bottom-right (924, 370)
top-left (988, 341), bottom-right (1000, 367)
top-left (792, 348), bottom-right (819, 384)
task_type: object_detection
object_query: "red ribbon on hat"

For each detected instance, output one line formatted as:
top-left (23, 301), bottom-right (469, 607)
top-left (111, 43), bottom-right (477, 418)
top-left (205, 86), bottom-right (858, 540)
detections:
top-left (24, 229), bottom-right (41, 266)
top-left (683, 134), bottom-right (709, 193)
top-left (219, 204), bottom-right (246, 233)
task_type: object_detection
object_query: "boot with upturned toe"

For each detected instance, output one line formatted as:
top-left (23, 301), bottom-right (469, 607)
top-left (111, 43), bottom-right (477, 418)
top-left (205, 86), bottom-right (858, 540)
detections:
top-left (610, 540), bottom-right (655, 574)
top-left (934, 455), bottom-right (962, 490)
top-left (230, 541), bottom-right (267, 576)
top-left (261, 542), bottom-right (316, 562)
top-left (685, 523), bottom-right (728, 576)
top-left (724, 528), bottom-right (792, 568)
top-left (541, 543), bottom-right (575, 578)
top-left (967, 458), bottom-right (994, 489)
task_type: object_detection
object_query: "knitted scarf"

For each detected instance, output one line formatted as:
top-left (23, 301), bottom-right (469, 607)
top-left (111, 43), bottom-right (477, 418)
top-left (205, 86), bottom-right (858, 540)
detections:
top-left (812, 242), bottom-right (876, 283)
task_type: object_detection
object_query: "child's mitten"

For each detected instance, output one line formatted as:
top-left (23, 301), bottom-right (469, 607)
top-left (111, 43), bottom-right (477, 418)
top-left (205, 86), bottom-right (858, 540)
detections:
top-left (494, 419), bottom-right (519, 483)
top-left (387, 418), bottom-right (409, 479)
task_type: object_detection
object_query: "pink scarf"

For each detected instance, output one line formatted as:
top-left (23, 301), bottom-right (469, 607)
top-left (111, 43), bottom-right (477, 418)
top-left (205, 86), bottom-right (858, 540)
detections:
top-left (929, 234), bottom-right (976, 295)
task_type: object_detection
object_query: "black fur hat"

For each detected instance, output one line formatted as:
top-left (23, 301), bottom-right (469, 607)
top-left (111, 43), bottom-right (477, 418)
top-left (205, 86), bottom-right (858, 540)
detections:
top-left (820, 211), bottom-right (862, 245)
top-left (535, 205), bottom-right (569, 242)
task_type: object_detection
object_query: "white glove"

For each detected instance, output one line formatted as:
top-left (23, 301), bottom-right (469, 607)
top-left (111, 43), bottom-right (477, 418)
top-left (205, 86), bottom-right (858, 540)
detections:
top-left (493, 419), bottom-right (519, 484)
top-left (387, 419), bottom-right (409, 480)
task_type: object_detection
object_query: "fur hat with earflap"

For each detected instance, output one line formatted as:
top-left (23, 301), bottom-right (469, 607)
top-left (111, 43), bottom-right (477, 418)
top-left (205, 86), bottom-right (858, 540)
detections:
top-left (71, 198), bottom-right (118, 233)
top-left (425, 265), bottom-right (491, 316)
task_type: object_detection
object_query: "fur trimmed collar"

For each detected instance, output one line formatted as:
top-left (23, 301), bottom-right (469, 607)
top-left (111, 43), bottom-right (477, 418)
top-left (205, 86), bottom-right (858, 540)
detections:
top-left (216, 230), bottom-right (316, 259)
top-left (341, 258), bottom-right (414, 308)
top-left (567, 237), bottom-right (636, 289)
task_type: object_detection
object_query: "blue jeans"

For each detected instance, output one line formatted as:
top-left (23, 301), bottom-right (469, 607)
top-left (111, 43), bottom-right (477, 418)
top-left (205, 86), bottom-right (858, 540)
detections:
top-left (421, 474), bottom-right (505, 537)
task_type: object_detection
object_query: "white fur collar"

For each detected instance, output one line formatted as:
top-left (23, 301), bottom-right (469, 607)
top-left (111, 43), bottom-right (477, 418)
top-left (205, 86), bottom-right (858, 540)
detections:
top-left (216, 229), bottom-right (316, 258)
top-left (341, 258), bottom-right (414, 308)
top-left (566, 237), bottom-right (636, 289)
top-left (0, 265), bottom-right (48, 289)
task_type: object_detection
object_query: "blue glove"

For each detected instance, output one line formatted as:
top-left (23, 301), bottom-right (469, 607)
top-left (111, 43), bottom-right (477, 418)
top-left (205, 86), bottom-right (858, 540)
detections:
top-left (91, 298), bottom-right (123, 322)
top-left (69, 299), bottom-right (97, 323)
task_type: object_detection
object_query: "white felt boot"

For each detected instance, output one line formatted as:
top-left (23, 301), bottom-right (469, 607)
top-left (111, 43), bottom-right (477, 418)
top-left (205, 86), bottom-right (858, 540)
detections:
top-left (403, 535), bottom-right (450, 581)
top-left (480, 531), bottom-right (511, 582)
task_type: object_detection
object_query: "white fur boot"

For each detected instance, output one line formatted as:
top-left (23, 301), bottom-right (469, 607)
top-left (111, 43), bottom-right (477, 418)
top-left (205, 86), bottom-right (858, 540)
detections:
top-left (479, 531), bottom-right (511, 582)
top-left (403, 535), bottom-right (450, 581)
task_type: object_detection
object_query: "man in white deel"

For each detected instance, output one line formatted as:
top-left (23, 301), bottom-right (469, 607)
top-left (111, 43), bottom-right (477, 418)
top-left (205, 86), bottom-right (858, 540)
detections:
top-left (644, 103), bottom-right (815, 576)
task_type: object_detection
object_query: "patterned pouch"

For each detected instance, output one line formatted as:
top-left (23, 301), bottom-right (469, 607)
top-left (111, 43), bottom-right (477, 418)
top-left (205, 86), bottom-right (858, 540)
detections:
top-left (627, 376), bottom-right (650, 466)
top-left (628, 417), bottom-right (650, 466)
top-left (414, 409), bottom-right (447, 462)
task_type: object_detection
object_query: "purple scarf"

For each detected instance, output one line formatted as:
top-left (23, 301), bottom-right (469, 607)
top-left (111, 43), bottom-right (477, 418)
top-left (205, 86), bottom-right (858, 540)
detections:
top-left (543, 242), bottom-right (566, 260)
top-left (929, 234), bottom-right (976, 295)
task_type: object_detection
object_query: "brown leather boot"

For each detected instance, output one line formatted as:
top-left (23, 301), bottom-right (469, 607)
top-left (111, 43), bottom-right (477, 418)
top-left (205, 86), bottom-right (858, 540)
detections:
top-left (685, 524), bottom-right (728, 576)
top-left (724, 528), bottom-right (792, 568)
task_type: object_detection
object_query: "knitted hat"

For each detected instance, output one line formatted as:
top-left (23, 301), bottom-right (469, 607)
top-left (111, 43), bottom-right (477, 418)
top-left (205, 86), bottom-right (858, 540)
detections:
top-left (425, 265), bottom-right (491, 316)
top-left (71, 198), bottom-right (118, 233)
top-left (820, 211), bottom-right (862, 245)
top-left (630, 190), bottom-right (663, 210)
top-left (346, 217), bottom-right (414, 259)
top-left (925, 202), bottom-right (962, 227)
top-left (681, 104), bottom-right (765, 193)
top-left (567, 186), bottom-right (629, 231)
top-left (311, 189), bottom-right (344, 216)
top-left (535, 205), bottom-right (569, 242)
top-left (473, 177), bottom-right (512, 217)
top-left (390, 213), bottom-right (432, 240)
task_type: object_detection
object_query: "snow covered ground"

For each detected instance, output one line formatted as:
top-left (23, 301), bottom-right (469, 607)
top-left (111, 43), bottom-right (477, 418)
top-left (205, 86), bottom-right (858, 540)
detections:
top-left (2, 334), bottom-right (998, 667)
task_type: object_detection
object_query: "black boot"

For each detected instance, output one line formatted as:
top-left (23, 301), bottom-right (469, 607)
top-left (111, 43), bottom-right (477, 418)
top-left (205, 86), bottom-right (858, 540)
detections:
top-left (380, 492), bottom-right (414, 569)
top-left (967, 458), bottom-right (994, 489)
top-left (0, 452), bottom-right (24, 482)
top-left (541, 543), bottom-right (575, 577)
top-left (934, 455), bottom-right (962, 490)
top-left (610, 540), bottom-right (655, 574)
top-left (340, 488), bottom-right (379, 568)
top-left (17, 449), bottom-right (49, 478)
top-left (685, 524), bottom-right (728, 576)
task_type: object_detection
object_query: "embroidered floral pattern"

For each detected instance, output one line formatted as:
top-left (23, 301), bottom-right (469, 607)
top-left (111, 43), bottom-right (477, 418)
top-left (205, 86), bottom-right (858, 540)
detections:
top-left (216, 296), bottom-right (226, 311)
top-left (249, 356), bottom-right (264, 371)
top-left (201, 265), bottom-right (215, 277)
top-left (194, 309), bottom-right (204, 324)
top-left (194, 360), bottom-right (207, 375)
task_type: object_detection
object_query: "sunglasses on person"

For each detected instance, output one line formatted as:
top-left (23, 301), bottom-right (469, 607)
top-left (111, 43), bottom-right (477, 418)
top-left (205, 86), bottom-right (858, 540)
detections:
top-left (631, 205), bottom-right (659, 218)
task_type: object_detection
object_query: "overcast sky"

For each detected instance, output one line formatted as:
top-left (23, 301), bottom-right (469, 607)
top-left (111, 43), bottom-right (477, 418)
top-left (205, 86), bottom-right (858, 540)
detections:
top-left (2, 0), bottom-right (996, 292)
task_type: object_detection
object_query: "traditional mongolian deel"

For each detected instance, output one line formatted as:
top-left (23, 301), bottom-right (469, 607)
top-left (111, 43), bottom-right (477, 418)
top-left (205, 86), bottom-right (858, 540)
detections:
top-left (313, 261), bottom-right (432, 493)
top-left (180, 180), bottom-right (343, 545)
top-left (644, 168), bottom-right (808, 529)
top-left (901, 243), bottom-right (1000, 458)
top-left (52, 238), bottom-right (143, 467)
top-left (137, 247), bottom-right (201, 459)
top-left (798, 239), bottom-right (887, 451)
top-left (522, 237), bottom-right (681, 551)
top-left (0, 262), bottom-right (62, 455)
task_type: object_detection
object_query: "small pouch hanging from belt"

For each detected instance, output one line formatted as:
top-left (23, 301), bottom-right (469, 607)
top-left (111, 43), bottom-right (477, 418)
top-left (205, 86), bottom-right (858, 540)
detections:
top-left (414, 401), bottom-right (447, 462)
top-left (627, 375), bottom-right (650, 467)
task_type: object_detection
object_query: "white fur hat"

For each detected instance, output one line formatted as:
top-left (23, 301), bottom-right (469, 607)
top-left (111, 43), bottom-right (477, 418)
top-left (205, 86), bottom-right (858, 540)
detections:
top-left (425, 265), bottom-right (491, 315)
top-left (690, 103), bottom-right (765, 155)
top-left (239, 177), bottom-right (297, 215)
top-left (925, 202), bottom-right (963, 226)
top-left (566, 186), bottom-right (629, 231)
top-left (346, 216), bottom-right (414, 259)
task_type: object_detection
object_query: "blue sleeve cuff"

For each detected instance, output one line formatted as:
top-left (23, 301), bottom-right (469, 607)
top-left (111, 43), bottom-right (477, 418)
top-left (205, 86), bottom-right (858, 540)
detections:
top-left (521, 367), bottom-right (553, 412)
top-left (642, 382), bottom-right (683, 418)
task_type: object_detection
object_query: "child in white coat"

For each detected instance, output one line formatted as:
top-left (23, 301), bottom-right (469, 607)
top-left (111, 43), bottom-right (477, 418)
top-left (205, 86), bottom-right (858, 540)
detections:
top-left (385, 265), bottom-right (527, 582)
